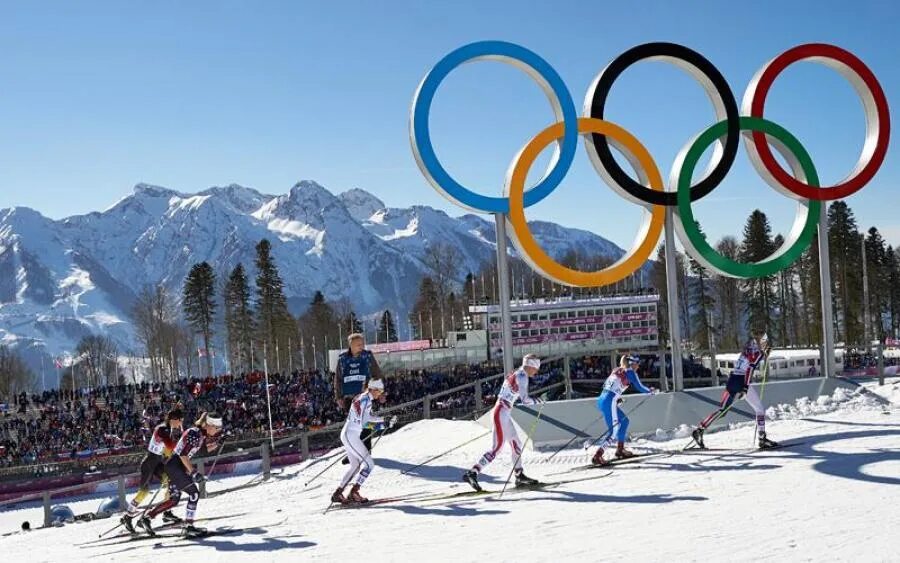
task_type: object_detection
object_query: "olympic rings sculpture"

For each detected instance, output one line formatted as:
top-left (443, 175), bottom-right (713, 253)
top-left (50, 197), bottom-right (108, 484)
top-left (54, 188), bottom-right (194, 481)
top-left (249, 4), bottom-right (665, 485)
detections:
top-left (409, 41), bottom-right (890, 285)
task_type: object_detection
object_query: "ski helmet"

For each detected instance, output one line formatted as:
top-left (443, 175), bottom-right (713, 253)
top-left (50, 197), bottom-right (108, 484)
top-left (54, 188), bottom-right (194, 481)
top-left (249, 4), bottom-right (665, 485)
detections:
top-left (50, 505), bottom-right (75, 525)
top-left (96, 496), bottom-right (123, 518)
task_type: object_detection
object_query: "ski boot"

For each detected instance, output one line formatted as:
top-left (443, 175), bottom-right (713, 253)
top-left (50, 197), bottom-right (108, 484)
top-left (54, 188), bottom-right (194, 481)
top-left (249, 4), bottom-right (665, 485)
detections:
top-left (591, 448), bottom-right (607, 466)
top-left (331, 487), bottom-right (347, 504)
top-left (691, 427), bottom-right (706, 450)
top-left (181, 522), bottom-right (208, 539)
top-left (136, 515), bottom-right (156, 537)
top-left (162, 510), bottom-right (183, 524)
top-left (120, 514), bottom-right (136, 534)
top-left (514, 469), bottom-right (539, 488)
top-left (348, 484), bottom-right (369, 504)
top-left (615, 443), bottom-right (636, 460)
top-left (463, 470), bottom-right (482, 492)
top-left (758, 432), bottom-right (779, 449)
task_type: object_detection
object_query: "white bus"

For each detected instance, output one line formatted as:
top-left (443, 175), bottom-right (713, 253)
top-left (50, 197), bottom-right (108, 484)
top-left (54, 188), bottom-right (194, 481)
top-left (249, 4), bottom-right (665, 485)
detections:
top-left (705, 348), bottom-right (845, 380)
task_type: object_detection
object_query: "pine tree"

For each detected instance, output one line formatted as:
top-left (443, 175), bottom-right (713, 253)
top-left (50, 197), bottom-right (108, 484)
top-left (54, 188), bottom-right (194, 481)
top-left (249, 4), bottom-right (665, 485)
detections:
top-left (412, 276), bottom-right (440, 340)
top-left (864, 227), bottom-right (888, 340)
top-left (796, 235), bottom-right (822, 346)
top-left (827, 202), bottom-right (864, 343)
top-left (298, 291), bottom-right (340, 364)
top-left (651, 245), bottom-right (670, 343)
top-left (739, 210), bottom-right (777, 335)
top-left (378, 310), bottom-right (399, 343)
top-left (464, 272), bottom-right (477, 303)
top-left (254, 239), bottom-right (293, 371)
top-left (688, 254), bottom-right (715, 352)
top-left (183, 262), bottom-right (216, 378)
top-left (714, 237), bottom-right (742, 349)
top-left (342, 310), bottom-right (364, 337)
top-left (224, 264), bottom-right (254, 373)
top-left (887, 246), bottom-right (900, 337)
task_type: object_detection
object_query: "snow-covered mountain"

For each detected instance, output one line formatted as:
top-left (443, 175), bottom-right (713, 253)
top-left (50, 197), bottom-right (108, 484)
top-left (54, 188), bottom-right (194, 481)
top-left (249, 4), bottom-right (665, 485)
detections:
top-left (0, 180), bottom-right (634, 363)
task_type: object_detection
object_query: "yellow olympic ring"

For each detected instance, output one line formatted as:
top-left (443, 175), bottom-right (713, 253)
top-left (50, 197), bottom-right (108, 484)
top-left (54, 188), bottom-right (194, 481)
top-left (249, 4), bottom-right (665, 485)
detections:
top-left (505, 117), bottom-right (665, 287)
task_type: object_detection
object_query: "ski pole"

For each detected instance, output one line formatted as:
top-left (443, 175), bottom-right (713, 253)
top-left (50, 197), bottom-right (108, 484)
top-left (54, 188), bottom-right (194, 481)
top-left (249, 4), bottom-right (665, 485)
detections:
top-left (752, 345), bottom-right (774, 446)
top-left (305, 427), bottom-right (387, 487)
top-left (97, 472), bottom-right (166, 539)
top-left (546, 415), bottom-right (604, 462)
top-left (401, 431), bottom-right (491, 475)
top-left (203, 437), bottom-right (229, 479)
top-left (584, 394), bottom-right (653, 451)
top-left (499, 401), bottom-right (546, 498)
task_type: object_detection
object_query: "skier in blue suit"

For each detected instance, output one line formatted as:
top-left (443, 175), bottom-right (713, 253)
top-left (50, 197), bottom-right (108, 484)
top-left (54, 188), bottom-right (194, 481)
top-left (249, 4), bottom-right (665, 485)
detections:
top-left (592, 354), bottom-right (655, 465)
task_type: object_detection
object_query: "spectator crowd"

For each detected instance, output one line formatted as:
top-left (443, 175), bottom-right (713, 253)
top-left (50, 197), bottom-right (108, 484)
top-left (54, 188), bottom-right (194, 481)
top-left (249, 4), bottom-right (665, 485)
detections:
top-left (0, 359), bottom-right (568, 470)
top-left (0, 349), bottom-right (805, 472)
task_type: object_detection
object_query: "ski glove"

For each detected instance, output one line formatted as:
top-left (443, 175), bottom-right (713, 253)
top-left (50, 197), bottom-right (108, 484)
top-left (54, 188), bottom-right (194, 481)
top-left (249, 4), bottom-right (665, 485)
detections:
top-left (191, 472), bottom-right (206, 484)
top-left (388, 415), bottom-right (399, 428)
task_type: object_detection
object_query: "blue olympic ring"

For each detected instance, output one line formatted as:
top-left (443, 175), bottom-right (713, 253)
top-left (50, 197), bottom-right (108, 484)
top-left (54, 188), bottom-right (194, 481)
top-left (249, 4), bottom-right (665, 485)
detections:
top-left (409, 40), bottom-right (579, 213)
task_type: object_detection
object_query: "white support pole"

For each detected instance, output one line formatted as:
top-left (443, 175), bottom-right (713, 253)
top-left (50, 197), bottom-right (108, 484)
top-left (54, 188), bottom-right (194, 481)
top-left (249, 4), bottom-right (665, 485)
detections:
top-left (862, 233), bottom-right (871, 352)
top-left (494, 213), bottom-right (515, 375)
top-left (818, 203), bottom-right (837, 377)
top-left (663, 208), bottom-right (684, 391)
top-left (263, 344), bottom-right (275, 450)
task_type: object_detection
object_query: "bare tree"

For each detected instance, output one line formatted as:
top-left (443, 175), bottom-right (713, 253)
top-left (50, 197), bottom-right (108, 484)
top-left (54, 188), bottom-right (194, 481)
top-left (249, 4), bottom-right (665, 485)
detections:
top-left (131, 284), bottom-right (178, 382)
top-left (424, 242), bottom-right (462, 304)
top-left (0, 346), bottom-right (35, 397)
top-left (75, 335), bottom-right (119, 386)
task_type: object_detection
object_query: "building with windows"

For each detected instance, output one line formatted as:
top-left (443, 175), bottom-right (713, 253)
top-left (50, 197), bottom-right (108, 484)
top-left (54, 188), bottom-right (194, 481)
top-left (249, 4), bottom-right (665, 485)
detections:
top-left (467, 293), bottom-right (660, 358)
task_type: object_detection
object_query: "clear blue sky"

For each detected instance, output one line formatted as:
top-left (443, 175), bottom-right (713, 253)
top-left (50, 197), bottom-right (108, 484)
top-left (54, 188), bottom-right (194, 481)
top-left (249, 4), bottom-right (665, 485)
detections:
top-left (1, 0), bottom-right (898, 249)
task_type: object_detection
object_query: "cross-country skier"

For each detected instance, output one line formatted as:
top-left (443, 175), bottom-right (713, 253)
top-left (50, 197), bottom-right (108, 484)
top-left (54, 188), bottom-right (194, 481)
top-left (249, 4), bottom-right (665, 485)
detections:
top-left (691, 332), bottom-right (779, 449)
top-left (336, 333), bottom-right (384, 463)
top-left (331, 378), bottom-right (395, 504)
top-left (120, 406), bottom-right (184, 533)
top-left (463, 354), bottom-right (545, 492)
top-left (591, 354), bottom-right (656, 465)
top-left (138, 412), bottom-right (223, 538)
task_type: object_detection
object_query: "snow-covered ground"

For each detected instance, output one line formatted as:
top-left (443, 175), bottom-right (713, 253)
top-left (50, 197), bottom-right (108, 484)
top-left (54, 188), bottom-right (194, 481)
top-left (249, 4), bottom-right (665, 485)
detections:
top-left (2, 379), bottom-right (898, 562)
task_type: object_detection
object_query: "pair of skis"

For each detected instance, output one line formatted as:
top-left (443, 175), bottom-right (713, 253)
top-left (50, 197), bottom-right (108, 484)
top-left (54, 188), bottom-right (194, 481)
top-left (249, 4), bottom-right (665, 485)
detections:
top-left (77, 512), bottom-right (249, 547)
top-left (324, 470), bottom-right (615, 512)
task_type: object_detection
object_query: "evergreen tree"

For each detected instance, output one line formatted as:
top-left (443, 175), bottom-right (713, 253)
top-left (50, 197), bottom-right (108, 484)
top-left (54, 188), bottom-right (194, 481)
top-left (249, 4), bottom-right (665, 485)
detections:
top-left (739, 210), bottom-right (776, 334)
top-left (412, 276), bottom-right (440, 339)
top-left (298, 291), bottom-right (340, 364)
top-left (342, 310), bottom-right (364, 337)
top-left (714, 237), bottom-right (742, 350)
top-left (254, 239), bottom-right (293, 371)
top-left (378, 310), bottom-right (399, 343)
top-left (772, 234), bottom-right (793, 344)
top-left (651, 245), bottom-right (670, 343)
top-left (888, 246), bottom-right (900, 337)
top-left (464, 272), bottom-right (477, 303)
top-left (224, 264), bottom-right (254, 373)
top-left (827, 202), bottom-right (864, 343)
top-left (183, 262), bottom-right (216, 378)
top-left (864, 227), bottom-right (889, 340)
top-left (688, 254), bottom-right (715, 352)
top-left (796, 235), bottom-right (822, 346)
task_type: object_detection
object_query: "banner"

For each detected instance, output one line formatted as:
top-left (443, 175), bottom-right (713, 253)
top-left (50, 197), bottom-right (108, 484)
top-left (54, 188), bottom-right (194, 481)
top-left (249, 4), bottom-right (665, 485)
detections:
top-left (367, 340), bottom-right (432, 354)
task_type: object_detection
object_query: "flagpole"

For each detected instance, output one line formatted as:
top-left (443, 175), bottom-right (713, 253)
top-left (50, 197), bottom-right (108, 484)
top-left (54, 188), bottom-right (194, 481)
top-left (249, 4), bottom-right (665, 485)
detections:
top-left (262, 343), bottom-right (275, 450)
top-left (288, 336), bottom-right (293, 375)
top-left (40, 354), bottom-right (45, 393)
top-left (300, 332), bottom-right (306, 371)
top-left (276, 340), bottom-right (281, 375)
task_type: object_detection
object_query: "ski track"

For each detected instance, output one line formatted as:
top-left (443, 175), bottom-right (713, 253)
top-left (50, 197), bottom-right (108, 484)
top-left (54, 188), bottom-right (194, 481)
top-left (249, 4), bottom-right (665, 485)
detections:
top-left (1, 380), bottom-right (898, 562)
